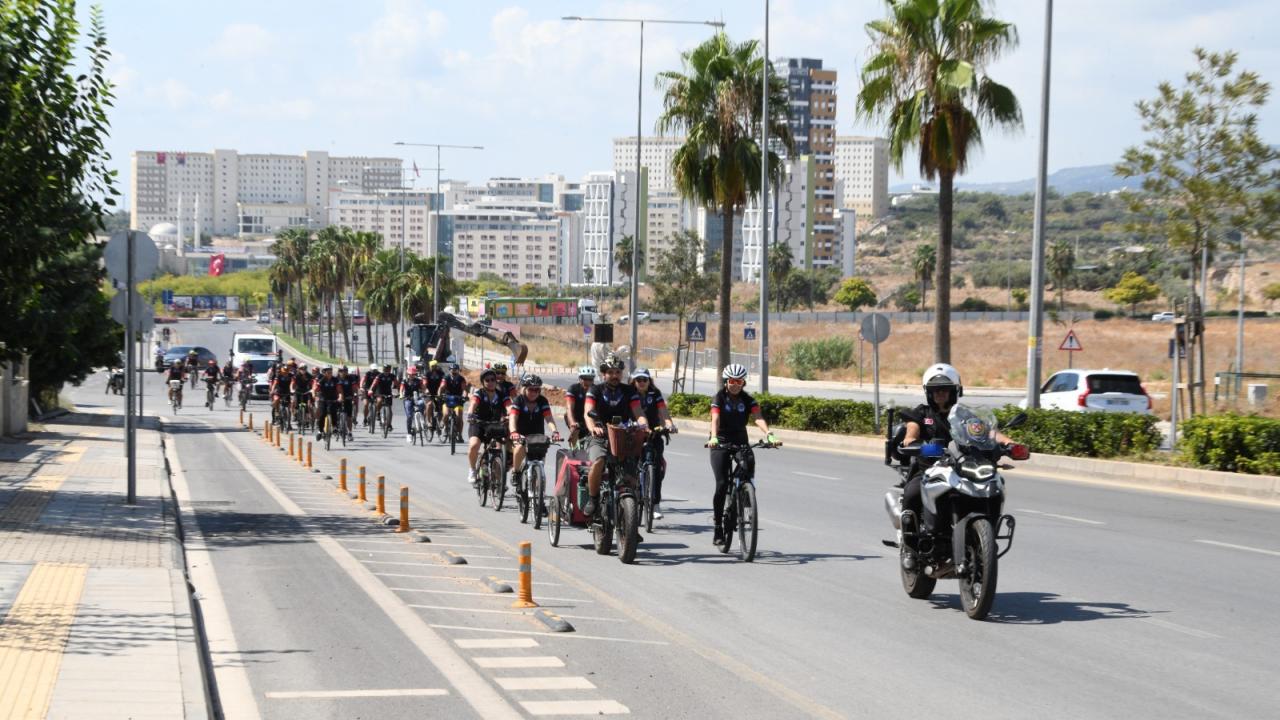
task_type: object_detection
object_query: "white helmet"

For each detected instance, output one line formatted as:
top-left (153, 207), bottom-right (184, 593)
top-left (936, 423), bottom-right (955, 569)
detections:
top-left (369, 363), bottom-right (379, 372)
top-left (922, 363), bottom-right (963, 401)
top-left (722, 363), bottom-right (748, 381)
top-left (577, 365), bottom-right (596, 379)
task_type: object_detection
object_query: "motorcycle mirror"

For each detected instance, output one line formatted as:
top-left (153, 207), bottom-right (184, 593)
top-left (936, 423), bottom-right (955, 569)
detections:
top-left (1004, 412), bottom-right (1029, 430)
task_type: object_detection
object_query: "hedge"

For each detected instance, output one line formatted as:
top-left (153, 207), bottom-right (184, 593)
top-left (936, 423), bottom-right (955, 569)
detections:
top-left (1178, 414), bottom-right (1280, 475)
top-left (667, 392), bottom-right (878, 435)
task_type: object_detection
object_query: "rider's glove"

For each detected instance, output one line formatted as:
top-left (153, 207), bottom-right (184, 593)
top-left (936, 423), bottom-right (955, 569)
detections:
top-left (766, 433), bottom-right (779, 445)
top-left (509, 432), bottom-right (522, 441)
top-left (551, 432), bottom-right (562, 442)
top-left (707, 436), bottom-right (720, 448)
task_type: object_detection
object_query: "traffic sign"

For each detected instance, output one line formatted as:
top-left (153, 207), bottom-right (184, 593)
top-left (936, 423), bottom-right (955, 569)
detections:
top-left (583, 324), bottom-right (592, 338)
top-left (104, 230), bottom-right (159, 284)
top-left (685, 321), bottom-right (706, 343)
top-left (1059, 329), bottom-right (1083, 352)
top-left (743, 327), bottom-right (757, 341)
top-left (860, 313), bottom-right (891, 345)
top-left (110, 291), bottom-right (154, 332)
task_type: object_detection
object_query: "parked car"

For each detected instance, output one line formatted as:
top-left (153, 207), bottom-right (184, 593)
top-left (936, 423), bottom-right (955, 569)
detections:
top-left (211, 313), bottom-right (229, 324)
top-left (257, 312), bottom-right (271, 324)
top-left (617, 312), bottom-right (651, 324)
top-left (1151, 311), bottom-right (1176, 322)
top-left (159, 345), bottom-right (217, 370)
top-left (1021, 369), bottom-right (1152, 413)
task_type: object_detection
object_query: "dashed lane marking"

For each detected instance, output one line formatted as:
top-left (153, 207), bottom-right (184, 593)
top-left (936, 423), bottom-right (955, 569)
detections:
top-left (265, 689), bottom-right (449, 699)
top-left (429, 624), bottom-right (670, 646)
top-left (410, 604), bottom-right (549, 617)
top-left (1194, 539), bottom-right (1280, 558)
top-left (521, 699), bottom-right (630, 715)
top-left (1017, 508), bottom-right (1105, 525)
top-left (391, 587), bottom-right (590, 603)
top-left (792, 471), bottom-right (840, 481)
top-left (473, 656), bottom-right (565, 669)
top-left (454, 638), bottom-right (539, 649)
top-left (496, 676), bottom-right (596, 691)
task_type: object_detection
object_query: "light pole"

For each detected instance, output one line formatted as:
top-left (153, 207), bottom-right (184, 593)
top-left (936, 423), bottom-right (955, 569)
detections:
top-left (393, 142), bottom-right (483, 322)
top-left (563, 14), bottom-right (725, 370)
top-left (758, 0), bottom-right (770, 392)
top-left (1025, 0), bottom-right (1054, 408)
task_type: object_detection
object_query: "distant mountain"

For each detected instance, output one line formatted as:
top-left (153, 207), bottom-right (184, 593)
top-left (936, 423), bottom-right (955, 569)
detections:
top-left (890, 163), bottom-right (1148, 196)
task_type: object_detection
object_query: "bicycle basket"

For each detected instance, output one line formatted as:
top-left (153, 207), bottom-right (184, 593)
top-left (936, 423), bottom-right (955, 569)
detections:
top-left (607, 425), bottom-right (647, 459)
top-left (525, 434), bottom-right (551, 460)
top-left (480, 421), bottom-right (507, 442)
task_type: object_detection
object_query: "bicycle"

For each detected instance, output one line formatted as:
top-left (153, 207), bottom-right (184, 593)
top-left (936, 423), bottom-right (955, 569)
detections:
top-left (443, 395), bottom-right (465, 455)
top-left (380, 395), bottom-right (393, 439)
top-left (639, 427), bottom-right (676, 533)
top-left (168, 379), bottom-right (184, 414)
top-left (222, 378), bottom-right (234, 407)
top-left (428, 395), bottom-right (444, 444)
top-left (294, 395), bottom-right (313, 434)
top-left (238, 377), bottom-right (254, 412)
top-left (710, 439), bottom-right (780, 563)
top-left (336, 404), bottom-right (350, 448)
top-left (514, 434), bottom-right (557, 526)
top-left (409, 392), bottom-right (428, 446)
top-left (204, 380), bottom-right (217, 410)
top-left (474, 421), bottom-right (507, 509)
top-left (590, 421), bottom-right (647, 564)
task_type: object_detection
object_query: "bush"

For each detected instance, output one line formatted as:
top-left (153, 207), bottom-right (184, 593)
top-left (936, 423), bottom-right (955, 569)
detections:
top-left (956, 297), bottom-right (997, 311)
top-left (1093, 309), bottom-right (1115, 320)
top-left (786, 338), bottom-right (854, 380)
top-left (993, 406), bottom-right (1162, 458)
top-left (667, 392), bottom-right (877, 435)
top-left (1178, 414), bottom-right (1280, 475)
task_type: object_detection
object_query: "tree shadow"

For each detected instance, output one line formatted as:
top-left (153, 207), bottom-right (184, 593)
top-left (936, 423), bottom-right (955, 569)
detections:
top-left (928, 591), bottom-right (1159, 624)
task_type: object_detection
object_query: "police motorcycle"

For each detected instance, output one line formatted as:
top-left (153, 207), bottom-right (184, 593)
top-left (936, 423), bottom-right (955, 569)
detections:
top-left (882, 405), bottom-right (1030, 620)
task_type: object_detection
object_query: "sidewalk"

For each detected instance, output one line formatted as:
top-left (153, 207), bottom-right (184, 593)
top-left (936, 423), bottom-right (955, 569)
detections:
top-left (0, 412), bottom-right (209, 719)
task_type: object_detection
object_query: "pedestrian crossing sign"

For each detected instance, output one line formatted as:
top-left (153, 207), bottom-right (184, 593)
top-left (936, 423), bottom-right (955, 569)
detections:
top-left (686, 321), bottom-right (706, 343)
top-left (1059, 329), bottom-right (1083, 352)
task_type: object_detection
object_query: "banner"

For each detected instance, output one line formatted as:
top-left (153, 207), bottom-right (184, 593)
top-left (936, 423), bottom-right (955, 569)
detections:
top-left (172, 295), bottom-right (192, 310)
top-left (227, 296), bottom-right (239, 312)
top-left (209, 253), bottom-right (226, 277)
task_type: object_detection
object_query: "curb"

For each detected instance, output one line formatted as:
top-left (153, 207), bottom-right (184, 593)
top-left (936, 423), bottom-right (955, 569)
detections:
top-left (482, 575), bottom-right (513, 594)
top-left (532, 608), bottom-right (574, 633)
top-left (441, 550), bottom-right (467, 565)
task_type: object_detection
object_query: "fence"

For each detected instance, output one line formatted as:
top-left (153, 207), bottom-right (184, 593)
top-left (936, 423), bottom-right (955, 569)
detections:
top-left (500, 310), bottom-right (1034, 326)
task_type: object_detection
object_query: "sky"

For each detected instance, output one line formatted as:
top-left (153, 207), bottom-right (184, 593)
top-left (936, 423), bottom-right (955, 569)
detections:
top-left (88, 0), bottom-right (1280, 200)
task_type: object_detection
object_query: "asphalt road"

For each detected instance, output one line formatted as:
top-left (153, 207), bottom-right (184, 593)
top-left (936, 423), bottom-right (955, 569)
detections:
top-left (110, 319), bottom-right (1280, 718)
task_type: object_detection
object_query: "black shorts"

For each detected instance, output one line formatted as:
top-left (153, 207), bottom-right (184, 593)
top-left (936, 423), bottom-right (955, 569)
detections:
top-left (468, 421), bottom-right (507, 442)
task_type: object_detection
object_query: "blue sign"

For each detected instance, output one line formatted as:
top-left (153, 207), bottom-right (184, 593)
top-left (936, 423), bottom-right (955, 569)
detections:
top-left (583, 325), bottom-right (591, 338)
top-left (744, 327), bottom-right (757, 341)
top-left (161, 289), bottom-right (174, 306)
top-left (685, 321), bottom-right (707, 343)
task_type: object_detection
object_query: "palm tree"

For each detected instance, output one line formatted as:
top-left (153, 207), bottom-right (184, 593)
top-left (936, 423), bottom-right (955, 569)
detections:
top-left (274, 228), bottom-right (311, 340)
top-left (768, 242), bottom-right (793, 312)
top-left (1048, 239), bottom-right (1074, 311)
top-left (912, 243), bottom-right (936, 306)
top-left (658, 32), bottom-right (794, 372)
top-left (306, 231), bottom-right (340, 357)
top-left (348, 230), bottom-right (382, 363)
top-left (857, 0), bottom-right (1022, 362)
top-left (615, 234), bottom-right (646, 284)
top-left (362, 249), bottom-right (403, 366)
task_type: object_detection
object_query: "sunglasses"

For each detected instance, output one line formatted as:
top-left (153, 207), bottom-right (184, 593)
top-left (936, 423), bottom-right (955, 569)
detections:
top-left (726, 378), bottom-right (746, 385)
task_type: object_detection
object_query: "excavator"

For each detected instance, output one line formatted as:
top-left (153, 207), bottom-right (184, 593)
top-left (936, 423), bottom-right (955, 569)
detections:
top-left (407, 311), bottom-right (528, 369)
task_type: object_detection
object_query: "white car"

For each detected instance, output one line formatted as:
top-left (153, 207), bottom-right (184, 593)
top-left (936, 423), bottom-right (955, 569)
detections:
top-left (211, 313), bottom-right (229, 324)
top-left (1151, 311), bottom-right (1176, 322)
top-left (617, 312), bottom-right (651, 324)
top-left (1022, 369), bottom-right (1152, 413)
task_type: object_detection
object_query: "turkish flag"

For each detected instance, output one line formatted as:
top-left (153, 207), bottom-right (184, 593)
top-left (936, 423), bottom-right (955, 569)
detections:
top-left (209, 254), bottom-right (226, 277)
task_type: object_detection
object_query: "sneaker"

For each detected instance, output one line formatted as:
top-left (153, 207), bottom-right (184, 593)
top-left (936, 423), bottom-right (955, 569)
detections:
top-left (652, 504), bottom-right (664, 520)
top-left (406, 433), bottom-right (413, 444)
top-left (583, 496), bottom-right (599, 516)
top-left (468, 469), bottom-right (478, 487)
top-left (712, 527), bottom-right (724, 545)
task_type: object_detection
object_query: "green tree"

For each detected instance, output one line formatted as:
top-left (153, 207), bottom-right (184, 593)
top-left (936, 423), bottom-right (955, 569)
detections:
top-left (650, 230), bottom-right (717, 393)
top-left (857, 0), bottom-right (1023, 362)
top-left (615, 234), bottom-right (647, 284)
top-left (2, 2), bottom-right (119, 392)
top-left (1011, 287), bottom-right (1029, 310)
top-left (895, 287), bottom-right (922, 312)
top-left (768, 241), bottom-right (794, 311)
top-left (362, 249), bottom-right (404, 365)
top-left (912, 243), bottom-right (936, 306)
top-left (980, 196), bottom-right (1007, 223)
top-left (1263, 282), bottom-right (1280, 306)
top-left (1048, 240), bottom-right (1075, 311)
top-left (1104, 271), bottom-right (1161, 317)
top-left (659, 32), bottom-right (794, 373)
top-left (834, 278), bottom-right (877, 312)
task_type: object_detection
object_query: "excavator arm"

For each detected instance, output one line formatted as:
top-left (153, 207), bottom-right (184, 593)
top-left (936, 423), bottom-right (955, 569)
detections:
top-left (412, 312), bottom-right (528, 366)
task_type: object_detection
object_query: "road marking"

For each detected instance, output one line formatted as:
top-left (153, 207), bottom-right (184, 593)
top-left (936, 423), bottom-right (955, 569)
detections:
top-left (265, 689), bottom-right (449, 699)
top-left (0, 562), bottom-right (88, 719)
top-left (666, 451), bottom-right (691, 457)
top-left (455, 638), bottom-right (540, 649)
top-left (497, 676), bottom-right (595, 691)
top-left (410, 603), bottom-right (542, 616)
top-left (1139, 617), bottom-right (1222, 640)
top-left (349, 549), bottom-right (441, 557)
top-left (392, 588), bottom-right (588, 603)
top-left (554, 613), bottom-right (627, 623)
top-left (211, 427), bottom-right (521, 719)
top-left (1195, 539), bottom-right (1280, 558)
top-left (474, 656), bottom-right (565, 669)
top-left (521, 700), bottom-right (630, 716)
top-left (429, 624), bottom-right (669, 646)
top-left (1017, 508), bottom-right (1105, 525)
top-left (792, 471), bottom-right (840, 480)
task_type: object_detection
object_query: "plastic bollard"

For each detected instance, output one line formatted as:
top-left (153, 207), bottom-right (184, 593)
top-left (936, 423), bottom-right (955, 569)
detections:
top-left (397, 486), bottom-right (410, 532)
top-left (358, 466), bottom-right (367, 502)
top-left (288, 433), bottom-right (295, 456)
top-left (511, 541), bottom-right (537, 608)
top-left (306, 441), bottom-right (312, 468)
top-left (249, 413), bottom-right (254, 431)
top-left (339, 458), bottom-right (348, 491)
top-left (376, 475), bottom-right (386, 515)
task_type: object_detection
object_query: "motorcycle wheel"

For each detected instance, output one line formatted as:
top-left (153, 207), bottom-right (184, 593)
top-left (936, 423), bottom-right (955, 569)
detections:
top-left (959, 518), bottom-right (998, 620)
top-left (616, 495), bottom-right (640, 564)
top-left (900, 545), bottom-right (937, 599)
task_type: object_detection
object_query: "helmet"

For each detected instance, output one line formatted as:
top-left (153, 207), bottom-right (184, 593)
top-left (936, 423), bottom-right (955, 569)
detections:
top-left (369, 363), bottom-right (379, 372)
top-left (382, 364), bottom-right (392, 371)
top-left (480, 369), bottom-right (498, 382)
top-left (429, 360), bottom-right (439, 368)
top-left (288, 358), bottom-right (297, 366)
top-left (208, 359), bottom-right (216, 366)
top-left (322, 365), bottom-right (333, 372)
top-left (722, 363), bottom-right (748, 381)
top-left (598, 354), bottom-right (624, 373)
top-left (522, 374), bottom-right (543, 388)
top-left (492, 362), bottom-right (508, 373)
top-left (449, 363), bottom-right (460, 371)
top-left (407, 366), bottom-right (418, 375)
top-left (631, 368), bottom-right (651, 381)
top-left (922, 363), bottom-right (963, 406)
top-left (577, 365), bottom-right (597, 379)
top-left (188, 349), bottom-right (197, 356)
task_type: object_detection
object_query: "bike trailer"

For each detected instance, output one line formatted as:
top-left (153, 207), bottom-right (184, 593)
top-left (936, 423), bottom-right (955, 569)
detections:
top-left (553, 449), bottom-right (590, 526)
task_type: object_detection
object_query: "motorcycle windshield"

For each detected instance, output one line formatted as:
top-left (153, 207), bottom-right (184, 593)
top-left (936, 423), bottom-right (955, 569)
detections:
top-left (948, 405), bottom-right (999, 452)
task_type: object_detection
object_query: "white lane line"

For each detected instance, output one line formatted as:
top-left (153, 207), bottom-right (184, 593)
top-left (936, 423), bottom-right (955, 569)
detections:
top-left (1138, 617), bottom-right (1222, 640)
top-left (354, 549), bottom-right (455, 557)
top-left (1017, 508), bottom-right (1105, 525)
top-left (1195, 539), bottom-right (1280, 558)
top-left (392, 587), bottom-right (589, 603)
top-left (455, 638), bottom-right (540, 649)
top-left (496, 676), bottom-right (595, 691)
top-left (265, 689), bottom-right (449, 699)
top-left (556, 614), bottom-right (627, 624)
top-left (373, 571), bottom-right (473, 582)
top-left (666, 451), bottom-right (691, 457)
top-left (429, 624), bottom-right (669, 646)
top-left (409, 603), bottom-right (540, 616)
top-left (792, 471), bottom-right (840, 481)
top-left (765, 518), bottom-right (813, 533)
top-left (521, 700), bottom-right (629, 716)
top-left (474, 656), bottom-right (565, 669)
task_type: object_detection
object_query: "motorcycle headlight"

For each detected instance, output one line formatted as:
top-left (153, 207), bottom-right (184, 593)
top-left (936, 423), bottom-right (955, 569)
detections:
top-left (958, 460), bottom-right (997, 482)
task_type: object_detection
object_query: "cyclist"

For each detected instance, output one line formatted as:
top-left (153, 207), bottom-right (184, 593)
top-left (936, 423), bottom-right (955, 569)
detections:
top-left (360, 362), bottom-right (380, 427)
top-left (292, 363), bottom-right (314, 426)
top-left (220, 359), bottom-right (236, 398)
top-left (632, 368), bottom-right (676, 519)
top-left (336, 366), bottom-right (359, 435)
top-left (707, 363), bottom-right (778, 546)
top-left (423, 360), bottom-right (447, 433)
top-left (312, 366), bottom-right (344, 441)
top-left (164, 361), bottom-right (187, 404)
top-left (492, 362), bottom-right (518, 400)
top-left (185, 350), bottom-right (201, 387)
top-left (371, 364), bottom-right (397, 430)
top-left (582, 354), bottom-right (649, 517)
top-left (400, 365), bottom-right (427, 443)
top-left (441, 363), bottom-right (469, 433)
top-left (270, 360), bottom-right (295, 426)
top-left (200, 360), bottom-right (220, 406)
top-left (564, 366), bottom-right (595, 448)
top-left (507, 374), bottom-right (561, 489)
top-left (466, 368), bottom-right (510, 486)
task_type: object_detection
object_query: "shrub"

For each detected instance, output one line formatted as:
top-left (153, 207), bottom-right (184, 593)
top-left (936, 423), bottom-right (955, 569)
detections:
top-left (957, 297), bottom-right (997, 311)
top-left (786, 338), bottom-right (854, 380)
top-left (1178, 414), bottom-right (1280, 475)
top-left (1093, 309), bottom-right (1115, 320)
top-left (667, 392), bottom-right (877, 435)
top-left (993, 406), bottom-right (1162, 458)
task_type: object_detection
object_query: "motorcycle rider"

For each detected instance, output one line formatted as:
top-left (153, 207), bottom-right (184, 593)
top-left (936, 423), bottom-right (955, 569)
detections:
top-left (707, 364), bottom-right (778, 546)
top-left (400, 365), bottom-right (426, 443)
top-left (507, 374), bottom-right (561, 489)
top-left (632, 368), bottom-right (676, 519)
top-left (582, 354), bottom-right (649, 517)
top-left (564, 366), bottom-right (595, 449)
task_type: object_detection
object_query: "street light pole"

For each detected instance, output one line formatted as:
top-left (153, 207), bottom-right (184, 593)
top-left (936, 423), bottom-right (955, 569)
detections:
top-left (563, 15), bottom-right (724, 371)
top-left (758, 0), bottom-right (770, 393)
top-left (1025, 0), bottom-right (1054, 409)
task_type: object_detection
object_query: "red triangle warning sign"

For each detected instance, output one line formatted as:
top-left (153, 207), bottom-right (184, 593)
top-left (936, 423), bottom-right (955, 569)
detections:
top-left (1059, 329), bottom-right (1083, 352)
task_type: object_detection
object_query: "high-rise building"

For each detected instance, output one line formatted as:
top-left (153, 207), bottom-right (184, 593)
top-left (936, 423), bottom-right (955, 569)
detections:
top-left (612, 136), bottom-right (684, 191)
top-left (131, 149), bottom-right (403, 239)
top-left (448, 208), bottom-right (560, 286)
top-left (580, 170), bottom-right (642, 286)
top-left (776, 58), bottom-right (839, 270)
top-left (835, 136), bottom-right (889, 223)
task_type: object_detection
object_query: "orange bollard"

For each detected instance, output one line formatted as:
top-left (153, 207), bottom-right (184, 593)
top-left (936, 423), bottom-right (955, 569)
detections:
top-left (397, 486), bottom-right (410, 532)
top-left (339, 458), bottom-right (348, 492)
top-left (376, 475), bottom-right (386, 515)
top-left (249, 413), bottom-right (254, 431)
top-left (275, 427), bottom-right (281, 448)
top-left (306, 441), bottom-right (312, 468)
top-left (288, 433), bottom-right (295, 456)
top-left (358, 466), bottom-right (367, 502)
top-left (264, 424), bottom-right (271, 443)
top-left (297, 438), bottom-right (304, 463)
top-left (239, 409), bottom-right (244, 426)
top-left (511, 541), bottom-right (537, 608)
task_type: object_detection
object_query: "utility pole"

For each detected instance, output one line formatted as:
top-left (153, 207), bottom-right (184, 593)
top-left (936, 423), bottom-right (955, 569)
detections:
top-left (1024, 0), bottom-right (1053, 409)
top-left (758, 0), bottom-right (770, 393)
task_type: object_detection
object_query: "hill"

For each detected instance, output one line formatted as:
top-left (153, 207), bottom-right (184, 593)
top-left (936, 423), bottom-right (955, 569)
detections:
top-left (890, 163), bottom-right (1147, 196)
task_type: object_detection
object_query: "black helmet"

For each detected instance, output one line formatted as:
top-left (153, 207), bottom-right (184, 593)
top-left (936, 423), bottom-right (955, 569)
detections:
top-left (598, 354), bottom-right (624, 373)
top-left (480, 369), bottom-right (498, 382)
top-left (522, 374), bottom-right (543, 388)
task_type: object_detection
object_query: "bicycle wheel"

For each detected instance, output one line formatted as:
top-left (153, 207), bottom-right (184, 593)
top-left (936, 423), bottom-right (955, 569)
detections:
top-left (642, 463), bottom-right (655, 533)
top-left (490, 453), bottom-right (506, 512)
top-left (382, 405), bottom-right (392, 439)
top-left (593, 495), bottom-right (614, 556)
top-left (719, 494), bottom-right (735, 555)
top-left (517, 468), bottom-right (530, 524)
top-left (547, 495), bottom-right (562, 546)
top-left (206, 387), bottom-right (214, 409)
top-left (338, 410), bottom-right (348, 447)
top-left (477, 463), bottom-right (490, 506)
top-left (323, 415), bottom-right (332, 451)
top-left (617, 495), bottom-right (640, 564)
top-left (531, 465), bottom-right (544, 530)
top-left (448, 413), bottom-right (458, 455)
top-left (737, 482), bottom-right (758, 562)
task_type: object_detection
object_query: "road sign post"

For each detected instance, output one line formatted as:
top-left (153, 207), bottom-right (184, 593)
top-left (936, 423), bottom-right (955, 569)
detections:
top-left (105, 230), bottom-right (158, 506)
top-left (1059, 329), bottom-right (1083, 369)
top-left (860, 314), bottom-right (892, 433)
top-left (686, 321), bottom-right (706, 394)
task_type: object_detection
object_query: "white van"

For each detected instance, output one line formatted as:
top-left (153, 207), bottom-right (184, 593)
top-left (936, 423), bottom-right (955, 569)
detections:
top-left (230, 332), bottom-right (278, 368)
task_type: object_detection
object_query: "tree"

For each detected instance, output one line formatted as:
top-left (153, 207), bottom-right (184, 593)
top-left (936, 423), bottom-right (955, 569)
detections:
top-left (2, 3), bottom-right (119, 391)
top-left (1104, 272), bottom-right (1161, 317)
top-left (650, 230), bottom-right (717, 393)
top-left (362, 249), bottom-right (404, 365)
top-left (1263, 282), bottom-right (1280, 306)
top-left (768, 242), bottom-right (794, 311)
top-left (615, 234), bottom-right (647, 284)
top-left (1047, 240), bottom-right (1075, 311)
top-left (980, 197), bottom-right (1007, 224)
top-left (894, 287), bottom-right (922, 312)
top-left (857, 0), bottom-right (1023, 363)
top-left (1011, 287), bottom-right (1029, 310)
top-left (912, 243), bottom-right (936, 306)
top-left (834, 278), bottom-right (877, 312)
top-left (659, 32), bottom-right (794, 374)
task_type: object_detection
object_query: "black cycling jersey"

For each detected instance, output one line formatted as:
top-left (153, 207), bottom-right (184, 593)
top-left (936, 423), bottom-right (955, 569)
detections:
top-left (711, 388), bottom-right (759, 445)
top-left (337, 375), bottom-right (359, 400)
top-left (361, 370), bottom-right (379, 392)
top-left (442, 373), bottom-right (467, 396)
top-left (374, 372), bottom-right (396, 396)
top-left (497, 379), bottom-right (516, 400)
top-left (469, 387), bottom-right (509, 422)
top-left (201, 367), bottom-right (220, 383)
top-left (401, 376), bottom-right (426, 397)
top-left (509, 394), bottom-right (552, 436)
top-left (636, 386), bottom-right (668, 427)
top-left (898, 404), bottom-right (952, 444)
top-left (165, 366), bottom-right (185, 382)
top-left (586, 382), bottom-right (641, 424)
top-left (566, 383), bottom-right (591, 426)
top-left (314, 376), bottom-right (341, 402)
top-left (292, 372), bottom-right (313, 395)
top-left (424, 368), bottom-right (446, 394)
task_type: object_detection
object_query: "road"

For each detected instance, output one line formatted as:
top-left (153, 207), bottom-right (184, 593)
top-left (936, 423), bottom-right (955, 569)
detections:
top-left (109, 319), bottom-right (1280, 718)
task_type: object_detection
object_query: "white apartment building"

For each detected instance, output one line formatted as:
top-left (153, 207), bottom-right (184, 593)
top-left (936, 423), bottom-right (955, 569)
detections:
top-left (449, 209), bottom-right (560, 286)
top-left (326, 189), bottom-right (434, 256)
top-left (612, 136), bottom-right (684, 191)
top-left (834, 136), bottom-right (890, 222)
top-left (131, 149), bottom-right (403, 239)
top-left (580, 170), bottom-right (640, 286)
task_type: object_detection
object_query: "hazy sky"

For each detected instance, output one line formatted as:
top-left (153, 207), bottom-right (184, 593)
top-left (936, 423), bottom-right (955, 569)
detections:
top-left (90, 0), bottom-right (1279, 197)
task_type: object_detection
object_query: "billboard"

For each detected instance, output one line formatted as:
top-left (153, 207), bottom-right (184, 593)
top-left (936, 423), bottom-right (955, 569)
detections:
top-left (458, 296), bottom-right (579, 319)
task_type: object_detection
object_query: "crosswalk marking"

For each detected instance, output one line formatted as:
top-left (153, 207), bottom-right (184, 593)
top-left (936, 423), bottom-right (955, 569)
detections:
top-left (474, 656), bottom-right (565, 669)
top-left (497, 676), bottom-right (596, 691)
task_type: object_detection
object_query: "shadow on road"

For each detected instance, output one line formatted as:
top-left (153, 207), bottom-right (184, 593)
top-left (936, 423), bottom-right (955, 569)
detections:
top-left (634, 547), bottom-right (880, 567)
top-left (928, 591), bottom-right (1156, 624)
